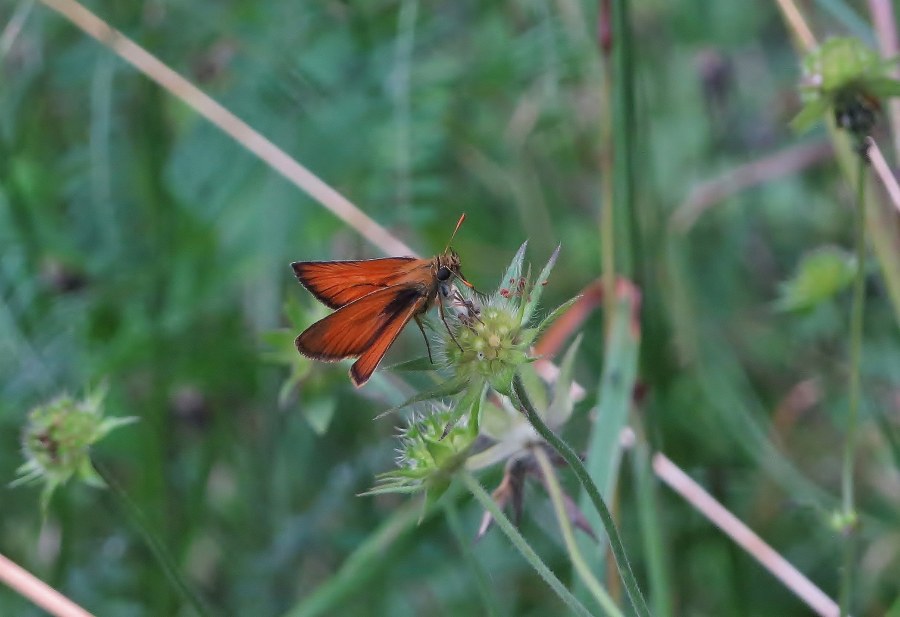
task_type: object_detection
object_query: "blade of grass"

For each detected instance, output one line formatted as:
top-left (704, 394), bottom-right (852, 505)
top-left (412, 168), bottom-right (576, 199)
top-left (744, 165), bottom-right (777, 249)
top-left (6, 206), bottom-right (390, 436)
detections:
top-left (610, 0), bottom-right (637, 280)
top-left (443, 501), bottom-right (504, 617)
top-left (599, 0), bottom-right (617, 327)
top-left (630, 439), bottom-right (674, 617)
top-left (512, 374), bottom-right (651, 617)
top-left (459, 471), bottom-right (594, 617)
top-left (95, 462), bottom-right (212, 617)
top-left (575, 290), bottom-right (640, 581)
top-left (533, 446), bottom-right (625, 617)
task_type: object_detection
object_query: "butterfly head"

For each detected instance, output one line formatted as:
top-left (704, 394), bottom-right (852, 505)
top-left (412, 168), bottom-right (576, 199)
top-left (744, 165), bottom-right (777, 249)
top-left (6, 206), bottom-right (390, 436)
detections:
top-left (436, 249), bottom-right (473, 288)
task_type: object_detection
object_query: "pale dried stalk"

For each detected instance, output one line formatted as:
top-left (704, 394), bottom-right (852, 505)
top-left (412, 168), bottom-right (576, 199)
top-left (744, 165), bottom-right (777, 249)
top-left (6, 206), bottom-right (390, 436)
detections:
top-left (671, 140), bottom-right (833, 232)
top-left (1, 0), bottom-right (34, 56)
top-left (868, 137), bottom-right (900, 215)
top-left (652, 453), bottom-right (840, 617)
top-left (36, 0), bottom-right (413, 258)
top-left (773, 0), bottom-right (817, 52)
top-left (868, 0), bottom-right (900, 162)
top-left (0, 553), bottom-right (95, 617)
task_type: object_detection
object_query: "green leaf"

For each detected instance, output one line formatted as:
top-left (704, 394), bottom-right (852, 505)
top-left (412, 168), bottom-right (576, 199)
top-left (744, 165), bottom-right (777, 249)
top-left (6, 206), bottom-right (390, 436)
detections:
top-left (516, 363), bottom-right (548, 412)
top-left (546, 334), bottom-right (582, 428)
top-left (458, 380), bottom-right (486, 436)
top-left (790, 99), bottom-right (830, 134)
top-left (775, 246), bottom-right (857, 312)
top-left (533, 295), bottom-right (581, 338)
top-left (96, 416), bottom-right (139, 440)
top-left (478, 397), bottom-right (520, 443)
top-left (424, 439), bottom-right (456, 467)
top-left (303, 398), bottom-right (337, 435)
top-left (498, 241), bottom-right (528, 292)
top-left (358, 484), bottom-right (423, 497)
top-left (865, 77), bottom-right (900, 98)
top-left (77, 458), bottom-right (105, 488)
top-left (424, 478), bottom-right (452, 508)
top-left (384, 356), bottom-right (436, 372)
top-left (374, 377), bottom-right (469, 418)
top-left (522, 244), bottom-right (560, 324)
top-left (576, 292), bottom-right (640, 572)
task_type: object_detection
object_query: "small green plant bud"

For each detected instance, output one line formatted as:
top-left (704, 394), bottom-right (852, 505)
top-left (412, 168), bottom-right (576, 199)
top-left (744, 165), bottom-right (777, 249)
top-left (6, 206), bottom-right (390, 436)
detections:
top-left (365, 404), bottom-right (476, 504)
top-left (12, 384), bottom-right (136, 512)
top-left (792, 37), bottom-right (900, 142)
top-left (829, 508), bottom-right (860, 536)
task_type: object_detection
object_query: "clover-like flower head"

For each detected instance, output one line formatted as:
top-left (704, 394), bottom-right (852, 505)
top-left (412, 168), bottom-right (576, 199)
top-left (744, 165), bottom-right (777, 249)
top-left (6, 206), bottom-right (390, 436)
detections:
top-left (440, 242), bottom-right (565, 398)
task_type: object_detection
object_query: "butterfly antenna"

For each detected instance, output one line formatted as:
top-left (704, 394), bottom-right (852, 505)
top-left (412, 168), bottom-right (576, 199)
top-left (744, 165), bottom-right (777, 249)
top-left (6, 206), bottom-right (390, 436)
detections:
top-left (444, 213), bottom-right (466, 252)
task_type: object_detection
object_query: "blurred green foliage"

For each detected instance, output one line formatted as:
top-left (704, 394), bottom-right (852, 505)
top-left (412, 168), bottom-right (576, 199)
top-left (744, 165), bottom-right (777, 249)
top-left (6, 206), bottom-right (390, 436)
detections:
top-left (2, 1), bottom-right (900, 616)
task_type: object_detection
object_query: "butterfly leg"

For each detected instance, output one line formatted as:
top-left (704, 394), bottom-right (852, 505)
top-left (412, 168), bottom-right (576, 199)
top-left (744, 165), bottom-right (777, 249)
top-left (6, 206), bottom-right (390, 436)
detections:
top-left (414, 315), bottom-right (434, 364)
top-left (438, 293), bottom-right (464, 352)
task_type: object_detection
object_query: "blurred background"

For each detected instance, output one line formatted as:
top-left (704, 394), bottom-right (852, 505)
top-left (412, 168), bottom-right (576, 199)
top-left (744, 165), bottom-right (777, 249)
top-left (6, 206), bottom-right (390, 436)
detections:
top-left (2, 0), bottom-right (900, 615)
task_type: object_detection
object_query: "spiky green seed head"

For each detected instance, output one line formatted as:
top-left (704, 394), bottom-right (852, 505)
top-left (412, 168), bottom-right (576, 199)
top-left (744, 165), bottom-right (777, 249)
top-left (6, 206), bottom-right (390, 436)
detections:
top-left (13, 385), bottom-right (136, 512)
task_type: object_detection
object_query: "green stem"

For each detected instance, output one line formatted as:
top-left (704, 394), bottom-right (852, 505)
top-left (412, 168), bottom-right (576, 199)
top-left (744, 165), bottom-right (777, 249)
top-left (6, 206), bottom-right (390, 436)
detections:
top-left (95, 462), bottom-right (211, 617)
top-left (443, 501), bottom-right (503, 617)
top-left (512, 374), bottom-right (651, 617)
top-left (459, 471), bottom-right (593, 617)
top-left (533, 446), bottom-right (624, 617)
top-left (839, 148), bottom-right (868, 616)
top-left (630, 439), bottom-right (673, 617)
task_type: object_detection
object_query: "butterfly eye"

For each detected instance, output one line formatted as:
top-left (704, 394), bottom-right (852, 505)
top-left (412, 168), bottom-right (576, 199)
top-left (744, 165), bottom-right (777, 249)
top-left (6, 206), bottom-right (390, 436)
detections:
top-left (437, 266), bottom-right (452, 281)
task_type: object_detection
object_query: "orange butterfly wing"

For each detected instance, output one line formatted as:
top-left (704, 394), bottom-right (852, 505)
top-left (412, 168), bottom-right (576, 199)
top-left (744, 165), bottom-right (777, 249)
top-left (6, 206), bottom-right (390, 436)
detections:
top-left (292, 258), bottom-right (428, 309)
top-left (295, 285), bottom-right (429, 386)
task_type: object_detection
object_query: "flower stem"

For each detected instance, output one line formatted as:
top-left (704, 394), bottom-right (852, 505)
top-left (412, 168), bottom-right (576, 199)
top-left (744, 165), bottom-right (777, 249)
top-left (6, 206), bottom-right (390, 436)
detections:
top-left (512, 374), bottom-right (651, 617)
top-left (839, 147), bottom-right (868, 616)
top-left (443, 501), bottom-right (502, 617)
top-left (533, 446), bottom-right (625, 617)
top-left (95, 461), bottom-right (211, 617)
top-left (459, 471), bottom-right (593, 617)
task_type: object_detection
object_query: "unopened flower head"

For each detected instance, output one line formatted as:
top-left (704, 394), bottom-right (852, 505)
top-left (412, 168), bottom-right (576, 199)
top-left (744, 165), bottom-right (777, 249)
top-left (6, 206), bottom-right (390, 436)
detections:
top-left (793, 37), bottom-right (900, 140)
top-left (366, 403), bottom-right (475, 503)
top-left (13, 384), bottom-right (136, 511)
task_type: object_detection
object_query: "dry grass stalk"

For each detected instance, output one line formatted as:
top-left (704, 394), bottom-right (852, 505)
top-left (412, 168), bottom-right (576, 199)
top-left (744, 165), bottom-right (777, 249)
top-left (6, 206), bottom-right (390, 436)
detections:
top-left (652, 453), bottom-right (839, 617)
top-left (0, 553), bottom-right (95, 617)
top-left (37, 0), bottom-right (414, 258)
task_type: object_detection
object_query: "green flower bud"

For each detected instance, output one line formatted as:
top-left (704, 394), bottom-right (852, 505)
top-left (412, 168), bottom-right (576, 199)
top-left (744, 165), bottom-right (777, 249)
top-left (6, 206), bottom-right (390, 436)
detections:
top-left (365, 404), bottom-right (475, 504)
top-left (12, 385), bottom-right (136, 512)
top-left (792, 37), bottom-right (900, 140)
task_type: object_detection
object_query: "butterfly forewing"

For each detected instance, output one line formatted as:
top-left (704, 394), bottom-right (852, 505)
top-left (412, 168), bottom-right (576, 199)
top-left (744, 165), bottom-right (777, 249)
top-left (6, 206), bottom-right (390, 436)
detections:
top-left (292, 258), bottom-right (428, 309)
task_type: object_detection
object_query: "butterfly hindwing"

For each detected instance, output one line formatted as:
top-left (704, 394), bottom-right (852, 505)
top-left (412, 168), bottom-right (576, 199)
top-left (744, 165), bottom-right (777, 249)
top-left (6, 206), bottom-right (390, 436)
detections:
top-left (295, 285), bottom-right (429, 385)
